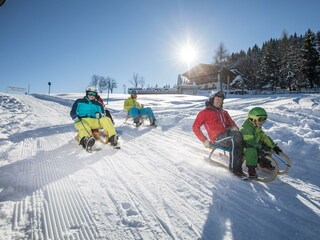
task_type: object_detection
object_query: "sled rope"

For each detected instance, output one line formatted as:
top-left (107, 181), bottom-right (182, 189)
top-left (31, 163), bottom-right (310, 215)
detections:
top-left (80, 118), bottom-right (93, 136)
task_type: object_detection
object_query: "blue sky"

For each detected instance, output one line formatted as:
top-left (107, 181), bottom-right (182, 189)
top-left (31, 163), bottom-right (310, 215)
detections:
top-left (1, 0), bottom-right (319, 94)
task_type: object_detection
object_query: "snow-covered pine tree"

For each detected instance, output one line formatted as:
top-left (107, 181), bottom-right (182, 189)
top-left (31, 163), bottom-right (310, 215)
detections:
top-left (299, 29), bottom-right (319, 88)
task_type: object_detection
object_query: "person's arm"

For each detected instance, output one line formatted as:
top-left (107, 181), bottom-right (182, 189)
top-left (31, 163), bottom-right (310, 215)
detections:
top-left (260, 131), bottom-right (277, 149)
top-left (192, 111), bottom-right (208, 143)
top-left (260, 131), bottom-right (282, 154)
top-left (70, 99), bottom-right (79, 119)
top-left (134, 100), bottom-right (141, 109)
top-left (92, 101), bottom-right (105, 118)
top-left (124, 98), bottom-right (133, 112)
top-left (241, 122), bottom-right (261, 149)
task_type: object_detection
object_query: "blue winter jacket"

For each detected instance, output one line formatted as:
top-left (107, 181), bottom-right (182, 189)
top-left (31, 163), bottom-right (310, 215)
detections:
top-left (70, 97), bottom-right (104, 119)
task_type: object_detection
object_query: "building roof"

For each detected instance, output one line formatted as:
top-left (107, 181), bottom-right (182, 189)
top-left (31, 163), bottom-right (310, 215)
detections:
top-left (181, 63), bottom-right (217, 79)
top-left (182, 63), bottom-right (243, 85)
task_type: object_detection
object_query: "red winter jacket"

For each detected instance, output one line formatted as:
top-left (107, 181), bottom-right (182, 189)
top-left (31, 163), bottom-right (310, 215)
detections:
top-left (96, 95), bottom-right (105, 107)
top-left (192, 107), bottom-right (237, 143)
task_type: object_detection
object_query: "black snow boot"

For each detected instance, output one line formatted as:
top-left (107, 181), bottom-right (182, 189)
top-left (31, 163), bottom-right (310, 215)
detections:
top-left (259, 158), bottom-right (275, 170)
top-left (150, 118), bottom-right (157, 126)
top-left (80, 136), bottom-right (88, 149)
top-left (134, 118), bottom-right (142, 127)
top-left (233, 170), bottom-right (246, 177)
top-left (108, 135), bottom-right (118, 146)
top-left (80, 136), bottom-right (95, 151)
top-left (247, 166), bottom-right (258, 179)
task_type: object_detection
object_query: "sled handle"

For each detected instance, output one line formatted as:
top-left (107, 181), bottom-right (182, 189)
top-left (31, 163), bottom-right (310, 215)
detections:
top-left (271, 152), bottom-right (292, 175)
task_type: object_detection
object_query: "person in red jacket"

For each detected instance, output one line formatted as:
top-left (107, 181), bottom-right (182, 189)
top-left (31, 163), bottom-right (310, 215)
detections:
top-left (192, 91), bottom-right (244, 177)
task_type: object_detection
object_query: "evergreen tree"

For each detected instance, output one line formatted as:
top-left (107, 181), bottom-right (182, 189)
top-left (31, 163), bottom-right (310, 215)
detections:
top-left (300, 29), bottom-right (319, 88)
top-left (278, 30), bottom-right (290, 89)
top-left (208, 28), bottom-right (319, 92)
top-left (245, 44), bottom-right (261, 90)
top-left (316, 31), bottom-right (320, 54)
top-left (315, 31), bottom-right (320, 84)
top-left (256, 40), bottom-right (280, 91)
top-left (285, 33), bottom-right (302, 90)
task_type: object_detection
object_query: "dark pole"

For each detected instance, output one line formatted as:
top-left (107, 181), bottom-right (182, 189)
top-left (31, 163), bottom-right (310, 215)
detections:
top-left (48, 82), bottom-right (51, 94)
top-left (107, 82), bottom-right (110, 105)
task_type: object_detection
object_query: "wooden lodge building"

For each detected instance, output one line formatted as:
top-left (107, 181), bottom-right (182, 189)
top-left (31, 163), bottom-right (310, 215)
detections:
top-left (181, 63), bottom-right (243, 91)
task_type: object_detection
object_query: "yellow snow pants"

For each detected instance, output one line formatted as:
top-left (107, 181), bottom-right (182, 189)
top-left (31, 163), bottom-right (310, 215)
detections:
top-left (74, 117), bottom-right (116, 142)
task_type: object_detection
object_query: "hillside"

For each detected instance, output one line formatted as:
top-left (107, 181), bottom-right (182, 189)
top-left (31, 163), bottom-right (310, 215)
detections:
top-left (0, 93), bottom-right (319, 240)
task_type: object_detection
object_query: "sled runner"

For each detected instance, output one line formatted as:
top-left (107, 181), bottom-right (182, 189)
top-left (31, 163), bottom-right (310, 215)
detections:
top-left (205, 143), bottom-right (291, 182)
top-left (124, 115), bottom-right (146, 124)
top-left (124, 115), bottom-right (157, 128)
top-left (271, 152), bottom-right (291, 175)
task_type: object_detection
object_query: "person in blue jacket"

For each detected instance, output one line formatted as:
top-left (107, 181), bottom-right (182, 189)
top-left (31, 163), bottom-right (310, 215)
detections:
top-left (70, 86), bottom-right (118, 148)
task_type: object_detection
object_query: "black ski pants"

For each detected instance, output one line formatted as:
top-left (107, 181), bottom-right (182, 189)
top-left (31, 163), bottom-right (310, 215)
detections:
top-left (214, 129), bottom-right (244, 173)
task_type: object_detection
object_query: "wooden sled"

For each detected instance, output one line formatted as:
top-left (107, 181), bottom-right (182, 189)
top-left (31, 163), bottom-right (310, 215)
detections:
top-left (91, 129), bottom-right (109, 144)
top-left (207, 144), bottom-right (291, 183)
top-left (124, 115), bottom-right (149, 126)
top-left (75, 129), bottom-right (109, 145)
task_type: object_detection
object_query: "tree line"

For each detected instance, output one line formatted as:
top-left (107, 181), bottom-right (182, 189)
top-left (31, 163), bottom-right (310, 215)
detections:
top-left (90, 74), bottom-right (117, 94)
top-left (217, 29), bottom-right (320, 91)
top-left (89, 72), bottom-right (149, 95)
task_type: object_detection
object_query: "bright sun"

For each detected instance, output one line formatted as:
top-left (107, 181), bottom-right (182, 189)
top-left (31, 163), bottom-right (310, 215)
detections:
top-left (177, 42), bottom-right (199, 66)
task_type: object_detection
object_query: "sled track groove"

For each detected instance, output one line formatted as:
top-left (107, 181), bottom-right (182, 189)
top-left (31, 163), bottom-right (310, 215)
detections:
top-left (104, 157), bottom-right (178, 239)
top-left (11, 142), bottom-right (101, 239)
top-left (102, 154), bottom-right (204, 239)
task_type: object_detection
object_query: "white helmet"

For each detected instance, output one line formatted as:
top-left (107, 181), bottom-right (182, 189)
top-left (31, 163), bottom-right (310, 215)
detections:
top-left (86, 86), bottom-right (97, 92)
top-left (209, 90), bottom-right (225, 99)
top-left (86, 86), bottom-right (98, 96)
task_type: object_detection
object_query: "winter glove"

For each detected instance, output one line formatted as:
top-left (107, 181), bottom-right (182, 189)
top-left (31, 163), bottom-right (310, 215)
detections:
top-left (203, 139), bottom-right (211, 148)
top-left (95, 112), bottom-right (105, 119)
top-left (273, 146), bottom-right (282, 155)
top-left (73, 116), bottom-right (80, 123)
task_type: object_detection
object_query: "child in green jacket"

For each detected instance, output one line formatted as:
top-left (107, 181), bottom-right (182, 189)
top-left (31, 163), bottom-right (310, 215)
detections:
top-left (240, 107), bottom-right (282, 178)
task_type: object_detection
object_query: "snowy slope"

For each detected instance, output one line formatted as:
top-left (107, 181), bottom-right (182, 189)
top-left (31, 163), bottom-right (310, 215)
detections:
top-left (0, 92), bottom-right (319, 240)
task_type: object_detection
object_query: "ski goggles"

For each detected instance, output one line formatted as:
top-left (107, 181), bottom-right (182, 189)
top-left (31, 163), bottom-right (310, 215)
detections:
top-left (87, 91), bottom-right (97, 96)
top-left (257, 116), bottom-right (267, 123)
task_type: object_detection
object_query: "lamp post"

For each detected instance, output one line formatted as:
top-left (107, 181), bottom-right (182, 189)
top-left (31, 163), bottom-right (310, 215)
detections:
top-left (48, 82), bottom-right (51, 94)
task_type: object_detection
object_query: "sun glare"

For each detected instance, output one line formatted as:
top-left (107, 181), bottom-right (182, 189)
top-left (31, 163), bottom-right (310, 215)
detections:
top-left (177, 42), bottom-right (199, 66)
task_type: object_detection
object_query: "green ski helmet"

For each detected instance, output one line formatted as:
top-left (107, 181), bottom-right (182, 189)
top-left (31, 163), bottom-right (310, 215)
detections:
top-left (248, 107), bottom-right (268, 123)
